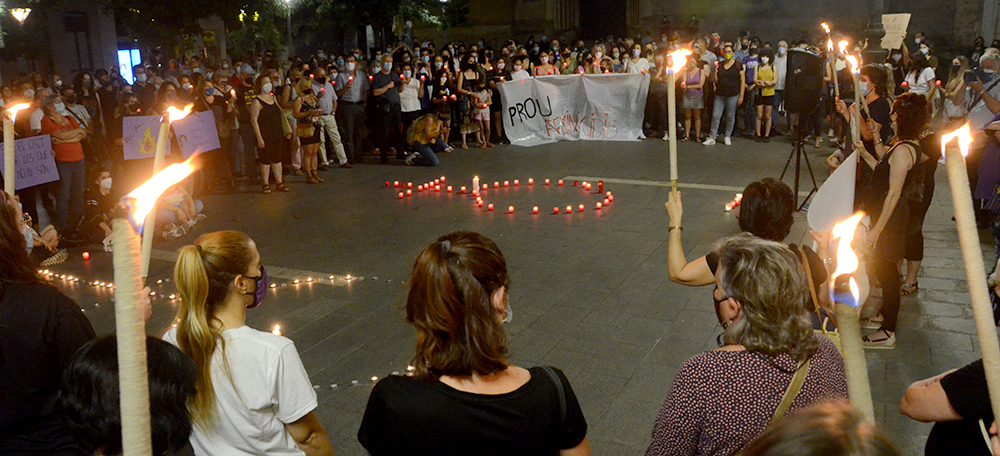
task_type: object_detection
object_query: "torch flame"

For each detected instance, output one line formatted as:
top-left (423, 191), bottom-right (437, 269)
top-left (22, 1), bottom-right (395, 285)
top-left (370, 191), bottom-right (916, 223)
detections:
top-left (827, 39), bottom-right (834, 52)
top-left (832, 212), bottom-right (865, 279)
top-left (272, 325), bottom-right (281, 336)
top-left (821, 22), bottom-right (830, 33)
top-left (845, 55), bottom-right (860, 74)
top-left (941, 123), bottom-right (972, 158)
top-left (125, 160), bottom-right (196, 230)
top-left (166, 104), bottom-right (194, 123)
top-left (831, 211), bottom-right (865, 306)
top-left (6, 103), bottom-right (31, 123)
top-left (838, 40), bottom-right (849, 54)
top-left (668, 48), bottom-right (693, 73)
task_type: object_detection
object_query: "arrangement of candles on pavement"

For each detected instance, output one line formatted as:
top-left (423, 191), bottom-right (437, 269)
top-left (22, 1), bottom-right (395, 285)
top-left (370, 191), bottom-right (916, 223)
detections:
top-left (387, 175), bottom-right (614, 215)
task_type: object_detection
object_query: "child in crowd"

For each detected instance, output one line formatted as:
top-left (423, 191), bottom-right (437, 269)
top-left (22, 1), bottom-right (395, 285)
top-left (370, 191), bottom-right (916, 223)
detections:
top-left (474, 81), bottom-right (493, 148)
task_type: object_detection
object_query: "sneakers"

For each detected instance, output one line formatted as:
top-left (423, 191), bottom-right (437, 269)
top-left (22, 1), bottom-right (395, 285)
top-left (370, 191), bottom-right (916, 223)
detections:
top-left (444, 144), bottom-right (455, 153)
top-left (404, 152), bottom-right (421, 165)
top-left (702, 137), bottom-right (716, 145)
top-left (862, 331), bottom-right (896, 349)
top-left (663, 132), bottom-right (670, 141)
top-left (724, 136), bottom-right (732, 146)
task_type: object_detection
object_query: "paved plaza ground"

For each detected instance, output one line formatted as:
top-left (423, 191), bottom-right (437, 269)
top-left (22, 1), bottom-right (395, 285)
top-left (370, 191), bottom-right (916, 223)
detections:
top-left (45, 132), bottom-right (989, 455)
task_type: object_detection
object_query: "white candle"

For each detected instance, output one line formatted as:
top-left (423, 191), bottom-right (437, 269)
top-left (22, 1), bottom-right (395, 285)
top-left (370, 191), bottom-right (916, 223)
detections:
top-left (666, 49), bottom-right (690, 193)
top-left (943, 125), bottom-right (1000, 422)
top-left (473, 176), bottom-right (479, 194)
top-left (112, 214), bottom-right (153, 455)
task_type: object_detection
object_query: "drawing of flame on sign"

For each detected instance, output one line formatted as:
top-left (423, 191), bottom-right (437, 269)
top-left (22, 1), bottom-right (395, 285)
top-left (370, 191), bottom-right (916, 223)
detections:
top-left (139, 126), bottom-right (156, 155)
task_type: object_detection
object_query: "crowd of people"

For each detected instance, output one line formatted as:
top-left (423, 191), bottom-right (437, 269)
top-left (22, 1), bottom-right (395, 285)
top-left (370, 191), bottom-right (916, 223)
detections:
top-left (7, 24), bottom-right (1000, 456)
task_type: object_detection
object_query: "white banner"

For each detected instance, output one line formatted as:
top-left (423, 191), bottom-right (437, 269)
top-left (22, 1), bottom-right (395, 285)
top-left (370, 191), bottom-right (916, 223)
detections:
top-left (498, 73), bottom-right (649, 146)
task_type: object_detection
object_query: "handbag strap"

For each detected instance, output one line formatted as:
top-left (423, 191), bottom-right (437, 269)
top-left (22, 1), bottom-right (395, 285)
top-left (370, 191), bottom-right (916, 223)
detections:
top-left (541, 366), bottom-right (566, 425)
top-left (770, 358), bottom-right (810, 424)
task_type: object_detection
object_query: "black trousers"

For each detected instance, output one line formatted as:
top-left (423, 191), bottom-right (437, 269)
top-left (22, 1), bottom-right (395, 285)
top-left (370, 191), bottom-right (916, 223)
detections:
top-left (375, 104), bottom-right (404, 160)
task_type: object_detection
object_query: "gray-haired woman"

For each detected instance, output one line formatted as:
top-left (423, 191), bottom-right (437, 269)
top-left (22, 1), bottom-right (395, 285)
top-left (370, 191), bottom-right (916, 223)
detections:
top-left (646, 235), bottom-right (848, 456)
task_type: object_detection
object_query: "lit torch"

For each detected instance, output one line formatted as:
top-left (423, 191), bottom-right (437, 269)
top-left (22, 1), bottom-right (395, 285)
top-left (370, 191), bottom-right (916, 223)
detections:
top-left (666, 48), bottom-right (692, 194)
top-left (941, 123), bottom-right (1000, 424)
top-left (3, 103), bottom-right (31, 196)
top-left (829, 211), bottom-right (874, 422)
top-left (141, 104), bottom-right (194, 279)
top-left (113, 159), bottom-right (195, 456)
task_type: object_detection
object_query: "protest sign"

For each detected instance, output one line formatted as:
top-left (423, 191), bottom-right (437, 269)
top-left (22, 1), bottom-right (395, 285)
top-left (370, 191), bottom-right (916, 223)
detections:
top-left (881, 14), bottom-right (911, 50)
top-left (0, 135), bottom-right (59, 190)
top-left (122, 115), bottom-right (162, 160)
top-left (498, 73), bottom-right (649, 146)
top-left (172, 110), bottom-right (221, 159)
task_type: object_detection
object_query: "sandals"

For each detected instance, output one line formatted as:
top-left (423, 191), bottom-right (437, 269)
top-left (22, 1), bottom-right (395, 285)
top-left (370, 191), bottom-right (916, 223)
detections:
top-left (263, 184), bottom-right (272, 194)
top-left (40, 249), bottom-right (68, 267)
top-left (862, 330), bottom-right (896, 349)
top-left (901, 282), bottom-right (919, 296)
top-left (276, 183), bottom-right (291, 192)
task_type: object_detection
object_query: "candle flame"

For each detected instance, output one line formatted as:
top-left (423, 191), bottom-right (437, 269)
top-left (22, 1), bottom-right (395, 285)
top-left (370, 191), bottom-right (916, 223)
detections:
top-left (166, 104), bottom-right (194, 123)
top-left (941, 123), bottom-right (972, 158)
top-left (6, 102), bottom-right (31, 123)
top-left (838, 40), bottom-right (849, 54)
top-left (124, 159), bottom-right (196, 230)
top-left (272, 325), bottom-right (281, 336)
top-left (821, 22), bottom-right (830, 33)
top-left (668, 48), bottom-right (693, 73)
top-left (845, 55), bottom-right (860, 74)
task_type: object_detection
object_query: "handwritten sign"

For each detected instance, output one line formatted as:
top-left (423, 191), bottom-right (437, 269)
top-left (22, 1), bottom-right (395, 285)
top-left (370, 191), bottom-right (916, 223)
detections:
top-left (122, 115), bottom-right (162, 160)
top-left (0, 135), bottom-right (59, 190)
top-left (881, 13), bottom-right (911, 50)
top-left (172, 110), bottom-right (221, 159)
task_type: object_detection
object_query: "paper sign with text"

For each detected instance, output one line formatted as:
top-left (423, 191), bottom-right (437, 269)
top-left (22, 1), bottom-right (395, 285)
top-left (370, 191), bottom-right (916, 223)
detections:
top-left (172, 110), bottom-right (221, 159)
top-left (122, 115), bottom-right (162, 160)
top-left (0, 135), bottom-right (59, 190)
top-left (881, 14), bottom-right (911, 50)
top-left (498, 73), bottom-right (649, 146)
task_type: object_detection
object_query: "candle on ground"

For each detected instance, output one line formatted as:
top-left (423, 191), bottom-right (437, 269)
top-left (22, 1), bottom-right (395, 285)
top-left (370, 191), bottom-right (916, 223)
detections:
top-left (545, 179), bottom-right (550, 185)
top-left (533, 206), bottom-right (539, 213)
top-left (579, 204), bottom-right (585, 212)
top-left (83, 251), bottom-right (90, 260)
top-left (478, 200), bottom-right (484, 207)
top-left (394, 181), bottom-right (400, 187)
top-left (385, 181), bottom-right (389, 187)
top-left (566, 205), bottom-right (572, 213)
top-left (604, 198), bottom-right (610, 205)
top-left (472, 175), bottom-right (479, 191)
top-left (558, 179), bottom-right (564, 186)
top-left (504, 180), bottom-right (509, 187)
top-left (596, 202), bottom-right (602, 209)
top-left (440, 176), bottom-right (445, 182)
top-left (447, 186), bottom-right (453, 192)
top-left (483, 184), bottom-right (488, 190)
top-left (461, 186), bottom-right (466, 193)
top-left (406, 189), bottom-right (412, 196)
top-left (398, 192), bottom-right (404, 199)
top-left (598, 181), bottom-right (603, 193)
top-left (553, 207), bottom-right (559, 214)
top-left (529, 178), bottom-right (534, 185)
top-left (494, 181), bottom-right (499, 188)
top-left (408, 182), bottom-right (413, 188)
top-left (508, 206), bottom-right (514, 213)
top-left (488, 203), bottom-right (494, 211)
top-left (514, 179), bottom-right (519, 186)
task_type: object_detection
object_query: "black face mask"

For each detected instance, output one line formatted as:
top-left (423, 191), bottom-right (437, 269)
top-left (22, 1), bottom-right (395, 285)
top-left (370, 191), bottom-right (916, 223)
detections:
top-left (316, 76), bottom-right (326, 84)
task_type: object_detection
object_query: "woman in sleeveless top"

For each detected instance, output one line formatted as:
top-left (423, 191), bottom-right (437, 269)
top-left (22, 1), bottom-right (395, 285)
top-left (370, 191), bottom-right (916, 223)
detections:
top-left (681, 59), bottom-right (707, 141)
top-left (293, 78), bottom-right (323, 184)
top-left (859, 93), bottom-right (930, 349)
top-left (250, 76), bottom-right (290, 194)
top-left (456, 55), bottom-right (482, 149)
top-left (754, 53), bottom-right (778, 142)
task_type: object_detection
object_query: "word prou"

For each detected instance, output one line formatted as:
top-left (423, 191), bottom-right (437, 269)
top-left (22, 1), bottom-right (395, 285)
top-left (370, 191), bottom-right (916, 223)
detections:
top-left (544, 112), bottom-right (619, 139)
top-left (507, 96), bottom-right (553, 124)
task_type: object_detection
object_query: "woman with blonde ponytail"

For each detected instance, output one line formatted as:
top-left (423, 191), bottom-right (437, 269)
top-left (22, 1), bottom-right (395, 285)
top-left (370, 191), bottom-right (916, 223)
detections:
top-left (358, 231), bottom-right (591, 456)
top-left (164, 230), bottom-right (335, 456)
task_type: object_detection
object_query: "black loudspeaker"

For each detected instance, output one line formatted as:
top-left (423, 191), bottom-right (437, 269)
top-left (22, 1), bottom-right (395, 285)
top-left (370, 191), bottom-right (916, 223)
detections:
top-left (785, 48), bottom-right (823, 114)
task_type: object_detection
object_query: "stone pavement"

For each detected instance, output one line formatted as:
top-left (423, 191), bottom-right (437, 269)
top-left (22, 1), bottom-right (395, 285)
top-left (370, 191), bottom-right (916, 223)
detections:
top-left (44, 132), bottom-right (989, 455)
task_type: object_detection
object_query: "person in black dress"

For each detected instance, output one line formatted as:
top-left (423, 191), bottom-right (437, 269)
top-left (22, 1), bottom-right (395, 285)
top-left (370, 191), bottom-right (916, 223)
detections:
top-left (250, 76), bottom-right (291, 194)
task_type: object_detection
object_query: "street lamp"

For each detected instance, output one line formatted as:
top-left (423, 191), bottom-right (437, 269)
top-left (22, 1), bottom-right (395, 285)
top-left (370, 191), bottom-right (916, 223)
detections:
top-left (10, 8), bottom-right (30, 24)
top-left (284, 0), bottom-right (292, 58)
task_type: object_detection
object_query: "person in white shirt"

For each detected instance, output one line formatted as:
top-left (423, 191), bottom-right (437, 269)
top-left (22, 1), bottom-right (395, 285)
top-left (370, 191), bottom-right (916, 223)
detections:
top-left (165, 231), bottom-right (335, 456)
top-left (509, 56), bottom-right (531, 81)
top-left (399, 62), bottom-right (424, 138)
top-left (29, 87), bottom-right (53, 135)
top-left (625, 44), bottom-right (651, 74)
top-left (772, 41), bottom-right (789, 130)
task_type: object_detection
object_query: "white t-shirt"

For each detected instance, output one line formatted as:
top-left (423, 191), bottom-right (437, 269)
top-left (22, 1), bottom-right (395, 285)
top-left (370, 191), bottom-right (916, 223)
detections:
top-left (509, 69), bottom-right (531, 81)
top-left (968, 73), bottom-right (1000, 131)
top-left (905, 67), bottom-right (936, 95)
top-left (164, 326), bottom-right (317, 456)
top-left (625, 58), bottom-right (651, 74)
top-left (29, 108), bottom-right (44, 133)
top-left (399, 77), bottom-right (421, 113)
top-left (773, 54), bottom-right (788, 90)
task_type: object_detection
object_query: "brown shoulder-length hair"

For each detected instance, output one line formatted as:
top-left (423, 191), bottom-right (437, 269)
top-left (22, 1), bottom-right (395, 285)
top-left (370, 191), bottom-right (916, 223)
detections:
top-left (406, 231), bottom-right (510, 380)
top-left (742, 400), bottom-right (901, 456)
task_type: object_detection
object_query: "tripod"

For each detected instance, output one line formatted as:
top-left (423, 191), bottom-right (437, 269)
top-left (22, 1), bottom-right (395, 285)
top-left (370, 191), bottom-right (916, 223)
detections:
top-left (779, 125), bottom-right (819, 211)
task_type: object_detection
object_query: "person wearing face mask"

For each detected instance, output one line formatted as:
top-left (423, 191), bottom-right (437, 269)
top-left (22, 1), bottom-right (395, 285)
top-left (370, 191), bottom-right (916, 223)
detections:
top-left (455, 54), bottom-right (483, 149)
top-left (738, 45), bottom-right (761, 137)
top-left (703, 44), bottom-right (745, 146)
top-left (943, 56), bottom-right (970, 125)
top-left (336, 55), bottom-right (369, 164)
top-left (534, 51), bottom-right (555, 76)
top-left (399, 62), bottom-right (424, 143)
top-left (82, 168), bottom-right (119, 244)
top-left (359, 231), bottom-right (591, 456)
top-left (309, 67), bottom-right (351, 170)
top-left (488, 57), bottom-right (510, 144)
top-left (965, 53), bottom-right (1000, 134)
top-left (886, 49), bottom-right (910, 96)
top-left (40, 94), bottom-right (87, 238)
top-left (753, 52), bottom-right (777, 142)
top-left (372, 54), bottom-right (407, 162)
top-left (250, 76), bottom-right (292, 193)
top-left (904, 53), bottom-right (938, 103)
top-left (917, 41), bottom-right (939, 76)
top-left (509, 56), bottom-right (531, 81)
top-left (772, 41), bottom-right (789, 131)
top-left (558, 47), bottom-right (578, 75)
top-left (832, 64), bottom-right (892, 178)
top-left (625, 44), bottom-right (650, 74)
top-left (165, 230), bottom-right (335, 456)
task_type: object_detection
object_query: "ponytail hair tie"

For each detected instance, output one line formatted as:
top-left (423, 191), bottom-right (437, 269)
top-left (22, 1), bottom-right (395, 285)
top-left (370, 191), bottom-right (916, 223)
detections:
top-left (439, 240), bottom-right (451, 254)
top-left (195, 245), bottom-right (204, 255)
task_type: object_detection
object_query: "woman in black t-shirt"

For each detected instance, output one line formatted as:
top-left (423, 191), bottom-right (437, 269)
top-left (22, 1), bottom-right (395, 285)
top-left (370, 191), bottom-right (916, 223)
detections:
top-left (705, 43), bottom-right (745, 145)
top-left (359, 231), bottom-right (590, 456)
